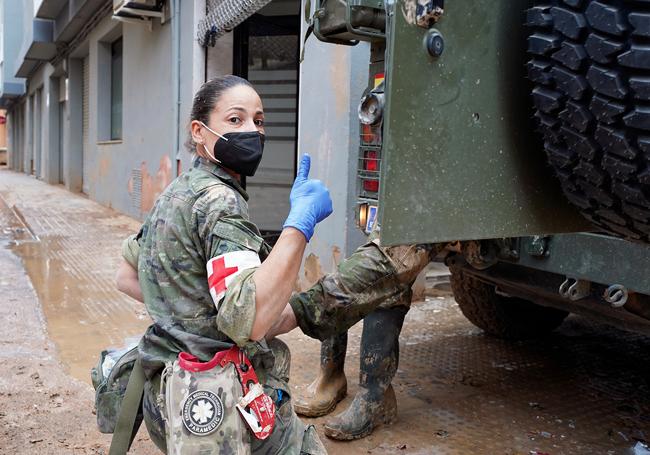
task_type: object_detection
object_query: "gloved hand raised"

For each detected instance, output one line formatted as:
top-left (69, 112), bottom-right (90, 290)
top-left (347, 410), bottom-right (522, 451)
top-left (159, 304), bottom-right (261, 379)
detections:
top-left (283, 154), bottom-right (333, 241)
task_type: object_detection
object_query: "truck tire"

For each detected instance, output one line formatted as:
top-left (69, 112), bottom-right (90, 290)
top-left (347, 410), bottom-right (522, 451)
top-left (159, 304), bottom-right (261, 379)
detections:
top-left (450, 270), bottom-right (568, 339)
top-left (527, 0), bottom-right (650, 242)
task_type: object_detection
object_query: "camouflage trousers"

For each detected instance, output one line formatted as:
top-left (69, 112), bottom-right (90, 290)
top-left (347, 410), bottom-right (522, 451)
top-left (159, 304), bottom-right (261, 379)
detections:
top-left (142, 339), bottom-right (326, 454)
top-left (318, 288), bottom-right (411, 379)
top-left (289, 239), bottom-right (434, 341)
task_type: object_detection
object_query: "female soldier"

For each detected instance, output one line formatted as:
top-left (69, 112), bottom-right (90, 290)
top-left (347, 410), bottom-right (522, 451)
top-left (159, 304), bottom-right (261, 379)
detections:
top-left (117, 75), bottom-right (438, 454)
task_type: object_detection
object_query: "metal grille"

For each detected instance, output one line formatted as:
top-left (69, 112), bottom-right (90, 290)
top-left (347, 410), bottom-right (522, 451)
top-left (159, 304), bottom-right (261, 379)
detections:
top-left (131, 168), bottom-right (142, 213)
top-left (198, 0), bottom-right (273, 46)
top-left (249, 35), bottom-right (298, 70)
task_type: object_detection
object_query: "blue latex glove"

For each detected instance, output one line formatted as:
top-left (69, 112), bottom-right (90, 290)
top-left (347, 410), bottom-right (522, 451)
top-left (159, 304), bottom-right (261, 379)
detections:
top-left (283, 154), bottom-right (333, 241)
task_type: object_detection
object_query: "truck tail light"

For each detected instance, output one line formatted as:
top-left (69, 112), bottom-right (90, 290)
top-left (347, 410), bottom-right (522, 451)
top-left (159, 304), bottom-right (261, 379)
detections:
top-left (357, 202), bottom-right (378, 233)
top-left (358, 203), bottom-right (369, 230)
top-left (363, 150), bottom-right (379, 172)
top-left (360, 150), bottom-right (380, 194)
top-left (363, 179), bottom-right (379, 192)
top-left (361, 124), bottom-right (380, 145)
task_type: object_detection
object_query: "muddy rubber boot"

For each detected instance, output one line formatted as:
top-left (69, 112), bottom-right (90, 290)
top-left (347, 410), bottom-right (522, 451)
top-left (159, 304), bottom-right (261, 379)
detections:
top-left (324, 306), bottom-right (408, 440)
top-left (294, 331), bottom-right (348, 417)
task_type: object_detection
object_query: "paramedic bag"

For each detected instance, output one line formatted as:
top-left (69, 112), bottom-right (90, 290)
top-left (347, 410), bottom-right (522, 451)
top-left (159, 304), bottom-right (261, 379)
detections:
top-left (160, 345), bottom-right (276, 454)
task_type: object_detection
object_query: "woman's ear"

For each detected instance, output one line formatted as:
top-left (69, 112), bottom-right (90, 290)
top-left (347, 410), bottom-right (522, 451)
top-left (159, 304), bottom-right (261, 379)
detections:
top-left (190, 120), bottom-right (205, 146)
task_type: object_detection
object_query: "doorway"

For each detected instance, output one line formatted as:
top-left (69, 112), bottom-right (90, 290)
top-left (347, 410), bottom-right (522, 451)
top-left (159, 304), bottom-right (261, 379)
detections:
top-left (233, 0), bottom-right (300, 244)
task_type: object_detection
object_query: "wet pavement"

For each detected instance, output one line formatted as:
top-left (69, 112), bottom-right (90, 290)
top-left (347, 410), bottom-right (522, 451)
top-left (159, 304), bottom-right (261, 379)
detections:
top-left (0, 169), bottom-right (157, 454)
top-left (1, 168), bottom-right (650, 454)
top-left (0, 171), bottom-right (148, 382)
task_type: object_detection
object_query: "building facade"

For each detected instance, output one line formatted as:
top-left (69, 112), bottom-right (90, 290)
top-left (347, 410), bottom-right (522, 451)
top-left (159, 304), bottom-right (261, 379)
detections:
top-left (0, 0), bottom-right (367, 281)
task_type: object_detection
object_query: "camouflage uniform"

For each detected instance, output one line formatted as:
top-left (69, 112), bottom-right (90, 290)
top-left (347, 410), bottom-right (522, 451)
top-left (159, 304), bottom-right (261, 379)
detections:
top-left (292, 231), bottom-right (414, 440)
top-left (122, 155), bottom-right (434, 454)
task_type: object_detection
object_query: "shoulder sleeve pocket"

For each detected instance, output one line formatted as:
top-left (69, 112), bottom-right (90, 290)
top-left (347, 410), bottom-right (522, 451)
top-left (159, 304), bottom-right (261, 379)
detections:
top-left (210, 217), bottom-right (264, 256)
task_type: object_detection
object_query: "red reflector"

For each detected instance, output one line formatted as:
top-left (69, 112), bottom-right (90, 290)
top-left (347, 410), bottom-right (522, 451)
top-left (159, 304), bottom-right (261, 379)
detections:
top-left (364, 150), bottom-right (378, 172)
top-left (363, 179), bottom-right (379, 192)
top-left (361, 124), bottom-right (376, 144)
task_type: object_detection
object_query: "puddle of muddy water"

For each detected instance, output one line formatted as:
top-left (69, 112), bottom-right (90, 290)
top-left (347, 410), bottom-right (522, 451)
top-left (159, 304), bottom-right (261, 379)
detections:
top-left (1, 197), bottom-right (149, 383)
top-left (0, 199), bottom-right (37, 244)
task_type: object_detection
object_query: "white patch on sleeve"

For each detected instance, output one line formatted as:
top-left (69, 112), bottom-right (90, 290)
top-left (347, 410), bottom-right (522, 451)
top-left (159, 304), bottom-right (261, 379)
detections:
top-left (206, 250), bottom-right (261, 308)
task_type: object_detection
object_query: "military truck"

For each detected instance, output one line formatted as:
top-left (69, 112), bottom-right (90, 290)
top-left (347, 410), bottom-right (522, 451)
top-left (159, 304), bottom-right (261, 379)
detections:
top-left (311, 0), bottom-right (650, 337)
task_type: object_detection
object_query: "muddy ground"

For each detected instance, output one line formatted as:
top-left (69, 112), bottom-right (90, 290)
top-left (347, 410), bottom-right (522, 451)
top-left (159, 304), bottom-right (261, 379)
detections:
top-left (1, 169), bottom-right (650, 454)
top-left (0, 229), bottom-right (156, 454)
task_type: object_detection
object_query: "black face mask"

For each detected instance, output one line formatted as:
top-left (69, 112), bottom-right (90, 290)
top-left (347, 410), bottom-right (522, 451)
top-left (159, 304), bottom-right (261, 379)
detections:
top-left (200, 122), bottom-right (265, 177)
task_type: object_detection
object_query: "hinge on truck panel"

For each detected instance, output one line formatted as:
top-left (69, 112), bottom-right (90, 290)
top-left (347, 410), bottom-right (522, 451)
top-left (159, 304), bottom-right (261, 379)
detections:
top-left (313, 0), bottom-right (386, 45)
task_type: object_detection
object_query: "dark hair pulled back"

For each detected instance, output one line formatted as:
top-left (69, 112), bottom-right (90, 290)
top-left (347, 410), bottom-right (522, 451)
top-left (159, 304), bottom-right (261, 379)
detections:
top-left (186, 75), bottom-right (253, 152)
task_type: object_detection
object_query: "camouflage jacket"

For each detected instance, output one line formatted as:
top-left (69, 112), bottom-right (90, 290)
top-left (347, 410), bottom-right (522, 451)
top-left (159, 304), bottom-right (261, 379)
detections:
top-left (127, 156), bottom-right (275, 379)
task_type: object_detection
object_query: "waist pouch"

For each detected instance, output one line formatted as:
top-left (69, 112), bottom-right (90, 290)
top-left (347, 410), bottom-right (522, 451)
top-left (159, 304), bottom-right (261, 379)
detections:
top-left (91, 344), bottom-right (140, 434)
top-left (160, 346), bottom-right (276, 455)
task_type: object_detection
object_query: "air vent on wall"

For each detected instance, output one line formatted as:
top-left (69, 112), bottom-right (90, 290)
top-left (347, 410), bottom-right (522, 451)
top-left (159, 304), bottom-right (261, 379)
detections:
top-left (131, 168), bottom-right (142, 214)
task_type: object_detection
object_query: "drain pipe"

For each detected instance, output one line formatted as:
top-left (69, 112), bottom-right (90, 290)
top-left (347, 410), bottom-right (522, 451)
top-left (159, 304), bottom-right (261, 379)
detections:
top-left (172, 0), bottom-right (181, 175)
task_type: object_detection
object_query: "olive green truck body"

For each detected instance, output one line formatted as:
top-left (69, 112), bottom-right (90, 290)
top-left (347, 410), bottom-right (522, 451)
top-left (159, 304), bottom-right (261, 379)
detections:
top-left (312, 0), bottom-right (650, 335)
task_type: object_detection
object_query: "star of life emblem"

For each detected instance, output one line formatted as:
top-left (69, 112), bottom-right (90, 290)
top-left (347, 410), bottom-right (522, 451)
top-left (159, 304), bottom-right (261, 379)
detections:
top-left (182, 390), bottom-right (225, 436)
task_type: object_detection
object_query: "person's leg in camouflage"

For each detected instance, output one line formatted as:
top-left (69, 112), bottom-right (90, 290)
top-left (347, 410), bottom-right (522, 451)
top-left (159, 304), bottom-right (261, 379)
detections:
top-left (324, 301), bottom-right (410, 440)
top-left (288, 238), bottom-right (440, 440)
top-left (293, 331), bottom-right (348, 417)
top-left (290, 240), bottom-right (439, 341)
top-left (293, 248), bottom-right (419, 421)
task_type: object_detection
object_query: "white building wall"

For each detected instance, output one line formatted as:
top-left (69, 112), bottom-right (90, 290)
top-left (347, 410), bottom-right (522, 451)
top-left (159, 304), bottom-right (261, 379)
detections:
top-left (70, 15), bottom-right (173, 216)
top-left (75, 2), bottom-right (204, 218)
top-left (296, 24), bottom-right (370, 284)
top-left (6, 2), bottom-right (204, 219)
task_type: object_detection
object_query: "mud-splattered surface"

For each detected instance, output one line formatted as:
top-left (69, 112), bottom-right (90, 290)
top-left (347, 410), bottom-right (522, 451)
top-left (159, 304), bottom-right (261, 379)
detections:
top-left (1, 168), bottom-right (649, 454)
top-left (10, 226), bottom-right (150, 382)
top-left (287, 296), bottom-right (650, 454)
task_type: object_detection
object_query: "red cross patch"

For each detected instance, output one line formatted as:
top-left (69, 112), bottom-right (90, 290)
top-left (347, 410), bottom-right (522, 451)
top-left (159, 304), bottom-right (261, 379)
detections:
top-left (206, 251), bottom-right (261, 307)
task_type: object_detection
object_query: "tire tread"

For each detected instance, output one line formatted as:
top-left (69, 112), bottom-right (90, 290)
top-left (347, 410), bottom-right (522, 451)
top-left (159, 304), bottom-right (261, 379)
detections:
top-left (527, 0), bottom-right (650, 242)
